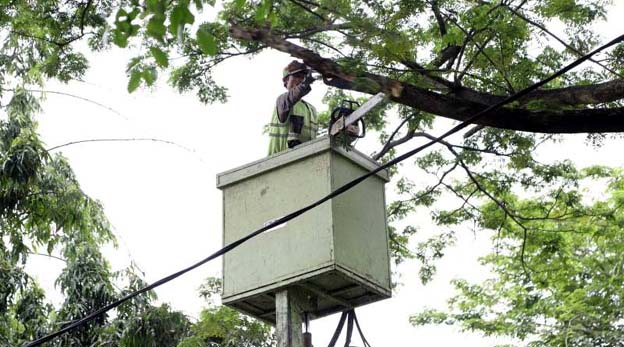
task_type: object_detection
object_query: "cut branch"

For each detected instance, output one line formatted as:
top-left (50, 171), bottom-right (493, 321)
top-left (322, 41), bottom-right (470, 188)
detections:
top-left (229, 26), bottom-right (624, 133)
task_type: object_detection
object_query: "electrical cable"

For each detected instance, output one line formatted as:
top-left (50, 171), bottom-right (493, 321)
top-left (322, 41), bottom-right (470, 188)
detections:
top-left (327, 309), bottom-right (371, 347)
top-left (328, 311), bottom-right (348, 347)
top-left (344, 310), bottom-right (354, 347)
top-left (23, 32), bottom-right (624, 347)
top-left (353, 310), bottom-right (372, 347)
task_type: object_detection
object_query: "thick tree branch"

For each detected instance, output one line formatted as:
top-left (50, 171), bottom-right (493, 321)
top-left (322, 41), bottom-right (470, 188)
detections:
top-left (281, 19), bottom-right (623, 108)
top-left (229, 26), bottom-right (624, 133)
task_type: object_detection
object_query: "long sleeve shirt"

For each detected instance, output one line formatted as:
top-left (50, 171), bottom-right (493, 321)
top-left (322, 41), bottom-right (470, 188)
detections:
top-left (275, 82), bottom-right (312, 123)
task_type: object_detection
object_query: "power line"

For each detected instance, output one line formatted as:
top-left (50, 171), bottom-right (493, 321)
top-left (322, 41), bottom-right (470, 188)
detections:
top-left (23, 32), bottom-right (624, 347)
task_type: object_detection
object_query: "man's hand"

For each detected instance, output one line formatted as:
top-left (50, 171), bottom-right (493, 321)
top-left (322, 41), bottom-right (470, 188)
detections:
top-left (302, 70), bottom-right (317, 86)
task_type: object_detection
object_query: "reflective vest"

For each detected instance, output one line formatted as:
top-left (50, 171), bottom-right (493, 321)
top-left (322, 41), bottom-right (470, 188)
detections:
top-left (268, 100), bottom-right (318, 156)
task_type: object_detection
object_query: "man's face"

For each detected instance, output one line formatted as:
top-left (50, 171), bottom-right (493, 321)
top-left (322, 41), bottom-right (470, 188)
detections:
top-left (285, 72), bottom-right (305, 90)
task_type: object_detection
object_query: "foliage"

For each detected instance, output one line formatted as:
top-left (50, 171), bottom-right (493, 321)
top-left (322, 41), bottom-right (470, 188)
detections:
top-left (178, 277), bottom-right (275, 347)
top-left (2, 0), bottom-right (624, 346)
top-left (411, 168), bottom-right (624, 346)
top-left (0, 87), bottom-right (116, 346)
top-left (0, 92), bottom-right (190, 347)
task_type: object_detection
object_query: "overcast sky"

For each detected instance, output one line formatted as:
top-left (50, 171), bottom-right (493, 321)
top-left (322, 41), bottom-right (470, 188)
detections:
top-left (21, 3), bottom-right (624, 346)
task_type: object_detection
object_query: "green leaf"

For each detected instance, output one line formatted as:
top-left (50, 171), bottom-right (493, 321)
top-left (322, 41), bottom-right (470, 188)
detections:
top-left (193, 0), bottom-right (203, 11)
top-left (112, 29), bottom-right (129, 48)
top-left (169, 5), bottom-right (195, 36)
top-left (128, 70), bottom-right (142, 93)
top-left (194, 0), bottom-right (215, 10)
top-left (196, 26), bottom-right (217, 56)
top-left (147, 17), bottom-right (167, 41)
top-left (254, 0), bottom-right (270, 22)
top-left (115, 8), bottom-right (128, 21)
top-left (235, 0), bottom-right (245, 9)
top-left (127, 8), bottom-right (141, 21)
top-left (149, 47), bottom-right (169, 67)
top-left (142, 67), bottom-right (158, 86)
top-left (146, 0), bottom-right (167, 16)
top-left (126, 57), bottom-right (141, 73)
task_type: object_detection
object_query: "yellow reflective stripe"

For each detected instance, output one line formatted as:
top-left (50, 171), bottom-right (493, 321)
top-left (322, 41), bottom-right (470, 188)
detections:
top-left (269, 123), bottom-right (289, 128)
top-left (269, 133), bottom-right (288, 138)
top-left (270, 124), bottom-right (316, 131)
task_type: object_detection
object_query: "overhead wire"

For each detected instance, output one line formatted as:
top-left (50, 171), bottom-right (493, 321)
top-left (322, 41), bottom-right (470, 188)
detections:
top-left (23, 32), bottom-right (624, 347)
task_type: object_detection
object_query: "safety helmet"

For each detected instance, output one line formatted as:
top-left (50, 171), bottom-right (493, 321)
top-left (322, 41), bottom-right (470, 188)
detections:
top-left (282, 60), bottom-right (308, 85)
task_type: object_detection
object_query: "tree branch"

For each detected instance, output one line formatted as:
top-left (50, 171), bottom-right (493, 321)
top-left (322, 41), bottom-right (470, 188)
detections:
top-left (504, 4), bottom-right (623, 79)
top-left (278, 23), bottom-right (352, 38)
top-left (374, 113), bottom-right (417, 160)
top-left (430, 0), bottom-right (447, 37)
top-left (445, 145), bottom-right (533, 276)
top-left (80, 0), bottom-right (93, 36)
top-left (29, 252), bottom-right (66, 263)
top-left (444, 14), bottom-right (516, 93)
top-left (229, 25), bottom-right (624, 133)
top-left (288, 0), bottom-right (325, 21)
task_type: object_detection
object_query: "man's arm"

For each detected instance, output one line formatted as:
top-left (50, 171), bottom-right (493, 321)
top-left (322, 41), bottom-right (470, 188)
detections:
top-left (276, 78), bottom-right (314, 122)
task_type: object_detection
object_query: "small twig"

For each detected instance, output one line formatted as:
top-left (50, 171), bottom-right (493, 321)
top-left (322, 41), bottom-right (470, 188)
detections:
top-left (294, 0), bottom-right (343, 17)
top-left (441, 181), bottom-right (483, 213)
top-left (504, 4), bottom-right (624, 79)
top-left (444, 14), bottom-right (516, 94)
top-left (374, 113), bottom-right (417, 160)
top-left (29, 252), bottom-right (67, 263)
top-left (10, 29), bottom-right (94, 48)
top-left (446, 144), bottom-right (533, 277)
top-left (288, 0), bottom-right (325, 21)
top-left (301, 37), bottom-right (347, 57)
top-left (277, 23), bottom-right (352, 38)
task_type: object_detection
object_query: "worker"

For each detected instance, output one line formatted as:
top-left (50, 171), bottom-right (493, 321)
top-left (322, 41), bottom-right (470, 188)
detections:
top-left (267, 60), bottom-right (319, 156)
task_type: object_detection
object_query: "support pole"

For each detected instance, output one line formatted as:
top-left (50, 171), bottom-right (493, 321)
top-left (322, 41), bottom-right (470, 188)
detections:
top-left (276, 289), bottom-right (304, 347)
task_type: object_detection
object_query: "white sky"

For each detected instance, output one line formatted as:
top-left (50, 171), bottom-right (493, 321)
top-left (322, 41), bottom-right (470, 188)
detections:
top-left (21, 2), bottom-right (624, 346)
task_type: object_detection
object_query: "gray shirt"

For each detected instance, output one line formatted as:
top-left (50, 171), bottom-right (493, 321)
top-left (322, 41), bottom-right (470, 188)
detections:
top-left (275, 81), bottom-right (312, 123)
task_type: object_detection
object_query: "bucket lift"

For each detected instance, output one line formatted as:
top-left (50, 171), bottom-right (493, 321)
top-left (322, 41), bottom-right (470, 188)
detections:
top-left (216, 93), bottom-right (388, 346)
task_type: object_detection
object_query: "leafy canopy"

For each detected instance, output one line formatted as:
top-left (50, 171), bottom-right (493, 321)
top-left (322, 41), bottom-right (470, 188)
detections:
top-left (2, 0), bottom-right (624, 346)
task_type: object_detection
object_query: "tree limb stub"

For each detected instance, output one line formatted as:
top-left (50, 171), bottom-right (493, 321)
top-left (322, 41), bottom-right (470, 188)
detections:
top-left (229, 26), bottom-right (624, 134)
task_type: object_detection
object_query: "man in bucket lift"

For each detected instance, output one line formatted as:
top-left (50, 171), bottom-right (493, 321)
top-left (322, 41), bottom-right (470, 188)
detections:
top-left (268, 61), bottom-right (361, 155)
top-left (267, 60), bottom-right (319, 156)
